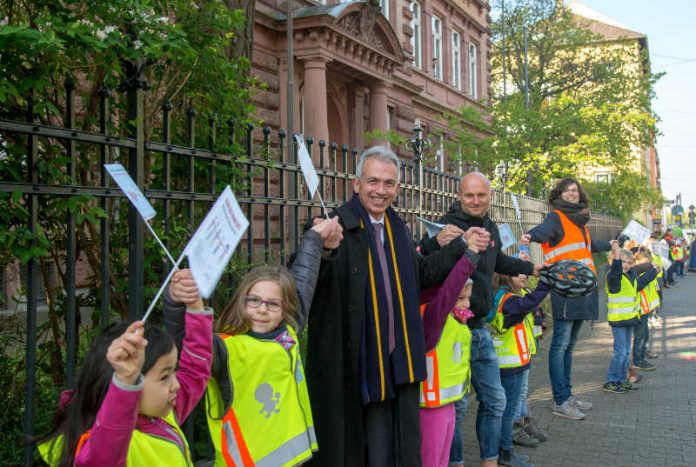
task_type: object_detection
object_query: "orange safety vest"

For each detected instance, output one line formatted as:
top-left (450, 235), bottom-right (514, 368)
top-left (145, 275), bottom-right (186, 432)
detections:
top-left (541, 210), bottom-right (596, 273)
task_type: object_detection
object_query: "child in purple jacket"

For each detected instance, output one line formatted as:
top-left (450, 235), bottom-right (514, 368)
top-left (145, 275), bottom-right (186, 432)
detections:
top-left (38, 269), bottom-right (212, 466)
top-left (418, 232), bottom-right (479, 467)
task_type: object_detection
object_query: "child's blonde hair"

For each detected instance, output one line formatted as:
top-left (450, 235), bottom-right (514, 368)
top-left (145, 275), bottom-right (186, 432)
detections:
top-left (216, 265), bottom-right (299, 334)
top-left (618, 248), bottom-right (634, 262)
top-left (461, 279), bottom-right (473, 297)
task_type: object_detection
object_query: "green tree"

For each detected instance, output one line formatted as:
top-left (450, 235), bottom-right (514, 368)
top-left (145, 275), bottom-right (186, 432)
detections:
top-left (0, 2), bottom-right (254, 463)
top-left (486, 0), bottom-right (661, 205)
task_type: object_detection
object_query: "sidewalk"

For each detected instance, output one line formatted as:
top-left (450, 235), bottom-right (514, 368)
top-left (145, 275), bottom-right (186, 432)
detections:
top-left (461, 272), bottom-right (696, 467)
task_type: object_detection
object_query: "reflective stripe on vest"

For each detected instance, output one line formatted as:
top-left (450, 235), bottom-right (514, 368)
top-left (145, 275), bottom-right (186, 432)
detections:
top-left (606, 275), bottom-right (640, 323)
top-left (541, 211), bottom-right (596, 273)
top-left (491, 293), bottom-right (532, 369)
top-left (207, 326), bottom-right (317, 467)
top-left (419, 310), bottom-right (472, 408)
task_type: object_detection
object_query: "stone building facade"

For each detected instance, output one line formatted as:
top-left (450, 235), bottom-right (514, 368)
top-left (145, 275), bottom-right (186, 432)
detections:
top-left (252, 0), bottom-right (491, 165)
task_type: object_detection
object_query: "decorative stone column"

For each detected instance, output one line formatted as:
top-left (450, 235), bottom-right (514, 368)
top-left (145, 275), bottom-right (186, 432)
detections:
top-left (303, 56), bottom-right (330, 159)
top-left (350, 85), bottom-right (368, 150)
top-left (369, 80), bottom-right (390, 145)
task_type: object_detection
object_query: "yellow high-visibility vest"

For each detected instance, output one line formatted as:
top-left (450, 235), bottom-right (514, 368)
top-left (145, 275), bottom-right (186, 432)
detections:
top-left (491, 293), bottom-right (532, 369)
top-left (206, 326), bottom-right (317, 467)
top-left (420, 312), bottom-right (472, 408)
top-left (639, 276), bottom-right (661, 315)
top-left (606, 275), bottom-right (640, 323)
top-left (38, 411), bottom-right (191, 466)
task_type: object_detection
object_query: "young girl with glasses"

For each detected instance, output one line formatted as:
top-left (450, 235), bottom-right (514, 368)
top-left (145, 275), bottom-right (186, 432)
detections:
top-left (164, 217), bottom-right (341, 466)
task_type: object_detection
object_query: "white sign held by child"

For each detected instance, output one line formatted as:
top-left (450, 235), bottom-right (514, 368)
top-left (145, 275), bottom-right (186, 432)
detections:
top-left (498, 223), bottom-right (517, 250)
top-left (186, 186), bottom-right (249, 298)
top-left (651, 241), bottom-right (672, 271)
top-left (622, 220), bottom-right (651, 244)
top-left (105, 163), bottom-right (156, 221)
top-left (417, 217), bottom-right (446, 238)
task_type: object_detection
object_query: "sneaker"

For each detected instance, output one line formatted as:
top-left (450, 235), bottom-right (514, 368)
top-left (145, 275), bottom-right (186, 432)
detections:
top-left (621, 381), bottom-right (640, 390)
top-left (602, 382), bottom-right (626, 394)
top-left (568, 394), bottom-right (593, 410)
top-left (513, 426), bottom-right (539, 447)
top-left (629, 373), bottom-right (643, 384)
top-left (634, 361), bottom-right (656, 371)
top-left (645, 350), bottom-right (659, 359)
top-left (498, 449), bottom-right (534, 467)
top-left (522, 416), bottom-right (548, 442)
top-left (551, 400), bottom-right (585, 420)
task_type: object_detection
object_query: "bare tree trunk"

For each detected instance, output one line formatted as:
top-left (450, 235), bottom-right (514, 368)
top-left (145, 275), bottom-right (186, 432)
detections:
top-left (224, 0), bottom-right (255, 70)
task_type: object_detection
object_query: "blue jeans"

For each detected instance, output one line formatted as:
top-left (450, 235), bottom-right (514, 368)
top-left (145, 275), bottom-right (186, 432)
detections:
top-left (607, 325), bottom-right (634, 383)
top-left (548, 319), bottom-right (583, 405)
top-left (515, 366), bottom-right (530, 421)
top-left (632, 314), bottom-right (650, 364)
top-left (470, 327), bottom-right (506, 461)
top-left (448, 394), bottom-right (470, 464)
top-left (500, 370), bottom-right (526, 451)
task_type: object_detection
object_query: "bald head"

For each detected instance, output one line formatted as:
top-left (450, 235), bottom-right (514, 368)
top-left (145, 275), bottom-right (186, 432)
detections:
top-left (458, 172), bottom-right (493, 218)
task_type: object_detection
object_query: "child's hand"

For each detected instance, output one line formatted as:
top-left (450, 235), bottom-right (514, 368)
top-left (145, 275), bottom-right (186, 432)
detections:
top-left (312, 217), bottom-right (343, 249)
top-left (465, 230), bottom-right (480, 253)
top-left (463, 226), bottom-right (487, 253)
top-left (170, 269), bottom-right (204, 310)
top-left (107, 321), bottom-right (148, 386)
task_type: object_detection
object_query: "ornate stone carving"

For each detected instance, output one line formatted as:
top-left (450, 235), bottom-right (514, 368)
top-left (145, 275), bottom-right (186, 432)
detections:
top-left (337, 6), bottom-right (384, 50)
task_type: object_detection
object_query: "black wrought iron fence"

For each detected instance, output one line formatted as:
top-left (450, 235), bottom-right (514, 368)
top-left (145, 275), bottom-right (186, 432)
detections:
top-left (0, 76), bottom-right (623, 465)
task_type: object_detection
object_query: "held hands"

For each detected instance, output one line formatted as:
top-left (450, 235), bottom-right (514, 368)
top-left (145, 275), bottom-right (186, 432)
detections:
top-left (609, 240), bottom-right (620, 261)
top-left (463, 227), bottom-right (490, 252)
top-left (519, 233), bottom-right (532, 246)
top-left (464, 230), bottom-right (480, 253)
top-left (436, 224), bottom-right (466, 247)
top-left (107, 321), bottom-right (147, 386)
top-left (533, 262), bottom-right (552, 278)
top-left (311, 217), bottom-right (343, 249)
top-left (170, 269), bottom-right (204, 310)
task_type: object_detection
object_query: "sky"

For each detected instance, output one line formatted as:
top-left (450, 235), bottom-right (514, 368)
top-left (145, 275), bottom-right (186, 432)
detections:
top-left (573, 1), bottom-right (696, 213)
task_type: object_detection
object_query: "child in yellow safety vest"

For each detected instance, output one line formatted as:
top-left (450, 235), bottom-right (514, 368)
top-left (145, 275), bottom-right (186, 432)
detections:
top-left (603, 242), bottom-right (658, 394)
top-left (38, 269), bottom-right (212, 466)
top-left (490, 272), bottom-right (551, 467)
top-left (162, 218), bottom-right (339, 467)
top-left (631, 249), bottom-right (661, 371)
top-left (418, 232), bottom-right (480, 467)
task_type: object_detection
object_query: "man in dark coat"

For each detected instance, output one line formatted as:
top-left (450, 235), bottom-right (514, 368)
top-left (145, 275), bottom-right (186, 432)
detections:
top-left (418, 172), bottom-right (543, 467)
top-left (305, 147), bottom-right (487, 467)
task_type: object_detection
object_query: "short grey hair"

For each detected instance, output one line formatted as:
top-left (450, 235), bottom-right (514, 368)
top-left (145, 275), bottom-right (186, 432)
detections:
top-left (355, 146), bottom-right (401, 183)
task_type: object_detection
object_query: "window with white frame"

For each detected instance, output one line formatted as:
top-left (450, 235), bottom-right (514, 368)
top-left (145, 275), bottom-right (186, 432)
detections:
top-left (468, 42), bottom-right (478, 97)
top-left (410, 1), bottom-right (422, 68)
top-left (432, 15), bottom-right (442, 80)
top-left (451, 31), bottom-right (461, 89)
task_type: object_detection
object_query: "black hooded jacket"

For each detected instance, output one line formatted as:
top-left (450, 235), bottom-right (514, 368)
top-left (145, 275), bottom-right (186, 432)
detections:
top-left (419, 200), bottom-right (535, 327)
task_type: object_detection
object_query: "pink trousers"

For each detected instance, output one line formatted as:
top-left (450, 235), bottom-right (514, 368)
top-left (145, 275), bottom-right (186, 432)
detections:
top-left (419, 403), bottom-right (456, 467)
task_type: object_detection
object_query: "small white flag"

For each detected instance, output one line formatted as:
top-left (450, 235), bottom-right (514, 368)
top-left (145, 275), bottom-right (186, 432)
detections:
top-left (105, 163), bottom-right (156, 221)
top-left (498, 223), bottom-right (517, 250)
top-left (185, 186), bottom-right (249, 299)
top-left (295, 135), bottom-right (320, 198)
top-left (510, 194), bottom-right (522, 221)
top-left (418, 217), bottom-right (446, 238)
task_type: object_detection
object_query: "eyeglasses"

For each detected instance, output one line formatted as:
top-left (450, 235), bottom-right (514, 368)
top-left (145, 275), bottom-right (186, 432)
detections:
top-left (245, 295), bottom-right (283, 312)
top-left (563, 188), bottom-right (580, 194)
